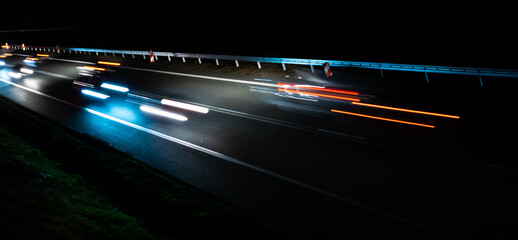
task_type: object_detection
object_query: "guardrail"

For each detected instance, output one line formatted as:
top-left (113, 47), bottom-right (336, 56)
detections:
top-left (5, 44), bottom-right (518, 85)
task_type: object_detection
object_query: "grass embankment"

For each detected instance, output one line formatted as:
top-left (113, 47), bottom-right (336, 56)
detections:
top-left (0, 96), bottom-right (287, 239)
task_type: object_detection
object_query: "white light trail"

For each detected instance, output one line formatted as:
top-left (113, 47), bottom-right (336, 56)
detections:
top-left (101, 83), bottom-right (129, 92)
top-left (81, 89), bottom-right (110, 99)
top-left (161, 98), bottom-right (209, 114)
top-left (140, 105), bottom-right (188, 121)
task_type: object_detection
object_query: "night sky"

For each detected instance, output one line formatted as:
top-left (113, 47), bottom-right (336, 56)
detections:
top-left (2, 3), bottom-right (517, 68)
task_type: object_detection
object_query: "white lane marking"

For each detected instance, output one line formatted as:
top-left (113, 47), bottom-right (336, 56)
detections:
top-left (36, 70), bottom-right (75, 80)
top-left (0, 76), bottom-right (366, 208)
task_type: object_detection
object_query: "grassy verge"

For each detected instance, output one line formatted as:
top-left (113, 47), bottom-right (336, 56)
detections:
top-left (0, 95), bottom-right (288, 239)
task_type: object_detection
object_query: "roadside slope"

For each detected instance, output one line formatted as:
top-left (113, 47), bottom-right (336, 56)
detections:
top-left (0, 95), bottom-right (287, 239)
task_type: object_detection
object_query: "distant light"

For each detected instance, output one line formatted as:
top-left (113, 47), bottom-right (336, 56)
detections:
top-left (97, 61), bottom-right (121, 66)
top-left (81, 89), bottom-right (110, 99)
top-left (140, 105), bottom-right (188, 121)
top-left (101, 83), bottom-right (129, 92)
top-left (161, 99), bottom-right (209, 114)
top-left (331, 109), bottom-right (435, 128)
top-left (20, 68), bottom-right (33, 74)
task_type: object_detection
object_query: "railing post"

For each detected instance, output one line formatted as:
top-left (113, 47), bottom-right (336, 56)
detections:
top-left (424, 66), bottom-right (429, 83)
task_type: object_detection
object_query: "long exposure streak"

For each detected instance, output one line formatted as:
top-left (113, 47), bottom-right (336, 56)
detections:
top-left (352, 102), bottom-right (460, 119)
top-left (331, 109), bottom-right (435, 128)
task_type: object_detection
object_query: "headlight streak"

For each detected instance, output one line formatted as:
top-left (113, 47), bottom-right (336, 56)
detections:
top-left (352, 102), bottom-right (460, 119)
top-left (81, 89), bottom-right (110, 99)
top-left (331, 109), bottom-right (435, 128)
top-left (161, 98), bottom-right (209, 114)
top-left (20, 68), bottom-right (33, 74)
top-left (8, 72), bottom-right (22, 79)
top-left (100, 83), bottom-right (129, 92)
top-left (140, 105), bottom-right (188, 121)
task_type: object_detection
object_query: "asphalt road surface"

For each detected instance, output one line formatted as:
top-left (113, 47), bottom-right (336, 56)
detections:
top-left (1, 51), bottom-right (516, 239)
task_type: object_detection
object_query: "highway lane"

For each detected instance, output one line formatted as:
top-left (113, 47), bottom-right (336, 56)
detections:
top-left (1, 52), bottom-right (515, 239)
top-left (36, 54), bottom-right (473, 158)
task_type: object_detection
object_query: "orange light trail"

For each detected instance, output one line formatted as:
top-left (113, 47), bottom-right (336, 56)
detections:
top-left (280, 88), bottom-right (360, 102)
top-left (82, 66), bottom-right (106, 71)
top-left (36, 54), bottom-right (49, 57)
top-left (331, 109), bottom-right (435, 128)
top-left (97, 61), bottom-right (121, 66)
top-left (352, 102), bottom-right (460, 119)
top-left (26, 57), bottom-right (38, 61)
top-left (3, 53), bottom-right (13, 56)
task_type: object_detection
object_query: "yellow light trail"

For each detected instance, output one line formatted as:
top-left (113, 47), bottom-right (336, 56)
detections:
top-left (97, 61), bottom-right (121, 66)
top-left (82, 66), bottom-right (106, 71)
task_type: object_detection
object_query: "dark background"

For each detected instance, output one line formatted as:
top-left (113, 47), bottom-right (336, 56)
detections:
top-left (2, 3), bottom-right (517, 68)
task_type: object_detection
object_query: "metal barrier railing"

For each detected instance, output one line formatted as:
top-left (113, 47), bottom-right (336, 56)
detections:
top-left (5, 44), bottom-right (518, 83)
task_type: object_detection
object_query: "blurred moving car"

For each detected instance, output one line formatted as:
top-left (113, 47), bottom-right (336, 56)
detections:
top-left (74, 65), bottom-right (107, 88)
